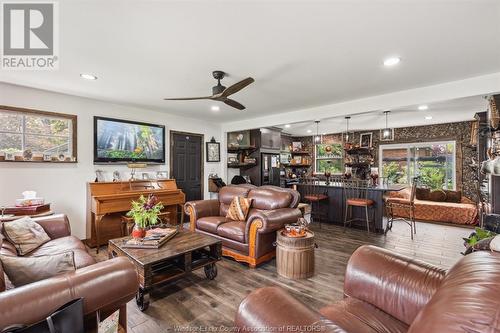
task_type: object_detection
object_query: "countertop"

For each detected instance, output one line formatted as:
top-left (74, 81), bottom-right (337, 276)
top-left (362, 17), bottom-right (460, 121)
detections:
top-left (296, 181), bottom-right (406, 192)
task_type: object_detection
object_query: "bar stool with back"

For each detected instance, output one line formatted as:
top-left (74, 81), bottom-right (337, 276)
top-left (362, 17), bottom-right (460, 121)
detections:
top-left (342, 179), bottom-right (374, 232)
top-left (302, 176), bottom-right (329, 228)
top-left (384, 177), bottom-right (418, 239)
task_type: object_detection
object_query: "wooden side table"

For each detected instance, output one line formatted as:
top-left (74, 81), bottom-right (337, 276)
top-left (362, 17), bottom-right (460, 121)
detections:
top-left (276, 230), bottom-right (315, 279)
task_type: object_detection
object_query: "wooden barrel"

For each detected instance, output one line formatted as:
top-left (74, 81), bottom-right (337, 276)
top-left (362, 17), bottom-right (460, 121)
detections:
top-left (276, 230), bottom-right (315, 279)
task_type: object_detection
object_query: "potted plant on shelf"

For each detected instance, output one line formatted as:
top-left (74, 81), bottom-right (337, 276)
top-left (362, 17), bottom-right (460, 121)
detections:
top-left (126, 194), bottom-right (164, 239)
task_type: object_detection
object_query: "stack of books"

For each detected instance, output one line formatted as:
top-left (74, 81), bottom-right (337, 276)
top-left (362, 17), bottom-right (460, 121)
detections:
top-left (122, 227), bottom-right (178, 249)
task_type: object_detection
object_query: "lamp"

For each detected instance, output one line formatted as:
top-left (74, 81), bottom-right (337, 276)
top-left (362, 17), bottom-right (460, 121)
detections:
top-left (314, 120), bottom-right (322, 144)
top-left (343, 116), bottom-right (352, 144)
top-left (381, 111), bottom-right (393, 141)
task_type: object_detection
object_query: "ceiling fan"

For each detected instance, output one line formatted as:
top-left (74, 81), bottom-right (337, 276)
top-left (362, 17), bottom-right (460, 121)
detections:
top-left (163, 71), bottom-right (254, 110)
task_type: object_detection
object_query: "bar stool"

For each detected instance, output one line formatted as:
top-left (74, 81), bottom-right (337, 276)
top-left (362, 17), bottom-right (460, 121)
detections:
top-left (385, 180), bottom-right (417, 239)
top-left (302, 176), bottom-right (329, 228)
top-left (342, 179), bottom-right (374, 233)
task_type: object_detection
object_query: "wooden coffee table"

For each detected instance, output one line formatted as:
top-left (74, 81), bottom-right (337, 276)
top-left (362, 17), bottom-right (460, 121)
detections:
top-left (108, 230), bottom-right (222, 311)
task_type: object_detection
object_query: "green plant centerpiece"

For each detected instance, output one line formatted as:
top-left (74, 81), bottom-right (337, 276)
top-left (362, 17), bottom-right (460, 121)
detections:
top-left (462, 227), bottom-right (497, 255)
top-left (127, 194), bottom-right (164, 239)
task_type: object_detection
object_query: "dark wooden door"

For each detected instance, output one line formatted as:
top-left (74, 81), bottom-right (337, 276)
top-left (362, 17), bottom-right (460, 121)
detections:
top-left (171, 132), bottom-right (203, 202)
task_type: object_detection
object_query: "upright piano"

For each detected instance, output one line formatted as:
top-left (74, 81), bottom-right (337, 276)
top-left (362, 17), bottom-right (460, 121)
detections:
top-left (86, 179), bottom-right (185, 252)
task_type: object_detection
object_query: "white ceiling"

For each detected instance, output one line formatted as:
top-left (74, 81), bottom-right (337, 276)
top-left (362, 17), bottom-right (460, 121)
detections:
top-left (276, 95), bottom-right (488, 136)
top-left (1, 0), bottom-right (500, 123)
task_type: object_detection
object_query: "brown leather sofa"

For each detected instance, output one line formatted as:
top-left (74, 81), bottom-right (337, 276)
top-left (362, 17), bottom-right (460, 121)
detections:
top-left (185, 185), bottom-right (301, 267)
top-left (0, 214), bottom-right (138, 331)
top-left (236, 245), bottom-right (500, 332)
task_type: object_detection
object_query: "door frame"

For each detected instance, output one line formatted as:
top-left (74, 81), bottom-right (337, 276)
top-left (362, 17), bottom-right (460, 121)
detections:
top-left (170, 130), bottom-right (205, 199)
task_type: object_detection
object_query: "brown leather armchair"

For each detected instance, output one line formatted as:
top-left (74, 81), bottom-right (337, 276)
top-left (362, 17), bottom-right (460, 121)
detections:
top-left (185, 185), bottom-right (301, 268)
top-left (236, 245), bottom-right (500, 332)
top-left (0, 214), bottom-right (138, 331)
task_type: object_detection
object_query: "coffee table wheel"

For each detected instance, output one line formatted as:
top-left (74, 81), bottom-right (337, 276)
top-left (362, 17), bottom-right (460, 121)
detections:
top-left (204, 263), bottom-right (217, 280)
top-left (136, 289), bottom-right (150, 311)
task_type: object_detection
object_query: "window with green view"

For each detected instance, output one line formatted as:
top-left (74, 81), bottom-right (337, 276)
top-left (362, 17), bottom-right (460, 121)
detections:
top-left (315, 143), bottom-right (343, 174)
top-left (380, 141), bottom-right (456, 190)
top-left (0, 109), bottom-right (74, 156)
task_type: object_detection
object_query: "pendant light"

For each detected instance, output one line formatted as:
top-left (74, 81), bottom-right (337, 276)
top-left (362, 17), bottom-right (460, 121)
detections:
top-left (314, 120), bottom-right (322, 144)
top-left (381, 111), bottom-right (393, 141)
top-left (343, 116), bottom-right (352, 143)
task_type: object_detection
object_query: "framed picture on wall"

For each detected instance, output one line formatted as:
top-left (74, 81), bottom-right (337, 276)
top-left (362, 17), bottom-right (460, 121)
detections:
top-left (206, 138), bottom-right (220, 162)
top-left (292, 142), bottom-right (302, 152)
top-left (360, 133), bottom-right (372, 148)
top-left (227, 131), bottom-right (250, 148)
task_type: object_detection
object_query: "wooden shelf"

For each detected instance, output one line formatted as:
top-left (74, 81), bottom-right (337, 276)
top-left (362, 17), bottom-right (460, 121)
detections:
top-left (345, 162), bottom-right (372, 167)
top-left (0, 159), bottom-right (77, 163)
top-left (283, 164), bottom-right (311, 168)
top-left (345, 147), bottom-right (373, 155)
top-left (227, 146), bottom-right (257, 153)
top-left (227, 163), bottom-right (257, 169)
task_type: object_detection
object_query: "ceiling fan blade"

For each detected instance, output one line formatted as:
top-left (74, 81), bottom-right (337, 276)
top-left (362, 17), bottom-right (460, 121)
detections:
top-left (163, 96), bottom-right (213, 101)
top-left (224, 99), bottom-right (246, 110)
top-left (221, 77), bottom-right (254, 97)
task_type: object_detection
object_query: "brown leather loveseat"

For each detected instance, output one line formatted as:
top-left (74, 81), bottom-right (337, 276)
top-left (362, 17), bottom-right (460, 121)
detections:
top-left (185, 185), bottom-right (301, 267)
top-left (0, 214), bottom-right (138, 331)
top-left (236, 245), bottom-right (500, 332)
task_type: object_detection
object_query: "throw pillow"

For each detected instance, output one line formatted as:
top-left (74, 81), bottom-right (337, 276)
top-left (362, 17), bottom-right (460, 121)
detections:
top-left (415, 187), bottom-right (430, 200)
top-left (226, 197), bottom-right (252, 222)
top-left (444, 190), bottom-right (462, 203)
top-left (3, 216), bottom-right (51, 256)
top-left (0, 251), bottom-right (76, 287)
top-left (428, 189), bottom-right (447, 202)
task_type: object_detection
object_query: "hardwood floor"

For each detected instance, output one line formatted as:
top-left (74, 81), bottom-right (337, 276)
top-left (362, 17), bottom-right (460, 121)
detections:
top-left (93, 220), bottom-right (471, 333)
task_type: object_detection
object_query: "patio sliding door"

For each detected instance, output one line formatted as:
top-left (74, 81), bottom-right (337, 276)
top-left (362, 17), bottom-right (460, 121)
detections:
top-left (379, 141), bottom-right (456, 190)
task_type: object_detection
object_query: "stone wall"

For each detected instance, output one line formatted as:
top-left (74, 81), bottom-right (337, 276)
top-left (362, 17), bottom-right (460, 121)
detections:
top-left (290, 121), bottom-right (477, 200)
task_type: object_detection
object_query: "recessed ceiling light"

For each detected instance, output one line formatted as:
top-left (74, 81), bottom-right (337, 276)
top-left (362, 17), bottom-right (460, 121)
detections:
top-left (307, 129), bottom-right (312, 133)
top-left (80, 73), bottom-right (97, 80)
top-left (418, 105), bottom-right (429, 111)
top-left (284, 124), bottom-right (291, 128)
top-left (211, 105), bottom-right (220, 112)
top-left (383, 57), bottom-right (401, 67)
top-left (425, 116), bottom-right (433, 120)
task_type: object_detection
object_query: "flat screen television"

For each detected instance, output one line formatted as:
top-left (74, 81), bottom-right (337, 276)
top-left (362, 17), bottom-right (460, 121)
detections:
top-left (94, 116), bottom-right (165, 164)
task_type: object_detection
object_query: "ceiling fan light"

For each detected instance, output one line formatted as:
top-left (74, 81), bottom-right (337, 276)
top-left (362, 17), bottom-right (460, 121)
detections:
top-left (383, 57), bottom-right (401, 67)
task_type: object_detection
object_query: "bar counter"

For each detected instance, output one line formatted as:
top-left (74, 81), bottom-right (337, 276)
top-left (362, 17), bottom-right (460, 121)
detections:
top-left (295, 181), bottom-right (406, 233)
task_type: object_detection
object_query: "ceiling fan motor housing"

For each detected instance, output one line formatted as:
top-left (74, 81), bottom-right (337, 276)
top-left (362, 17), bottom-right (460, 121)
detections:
top-left (212, 84), bottom-right (226, 95)
top-left (212, 70), bottom-right (226, 95)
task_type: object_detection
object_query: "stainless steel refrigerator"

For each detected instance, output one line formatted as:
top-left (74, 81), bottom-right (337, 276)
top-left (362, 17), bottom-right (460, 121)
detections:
top-left (261, 153), bottom-right (281, 186)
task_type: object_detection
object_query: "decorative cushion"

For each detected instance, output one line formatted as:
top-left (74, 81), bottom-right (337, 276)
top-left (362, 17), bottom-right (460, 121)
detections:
top-left (226, 197), bottom-right (252, 222)
top-left (428, 190), bottom-right (447, 202)
top-left (3, 217), bottom-right (51, 256)
top-left (444, 190), bottom-right (462, 203)
top-left (415, 187), bottom-right (430, 200)
top-left (0, 251), bottom-right (76, 287)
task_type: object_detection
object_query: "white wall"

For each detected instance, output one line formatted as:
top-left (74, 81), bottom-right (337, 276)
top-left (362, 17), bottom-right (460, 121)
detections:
top-left (0, 83), bottom-right (222, 239)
